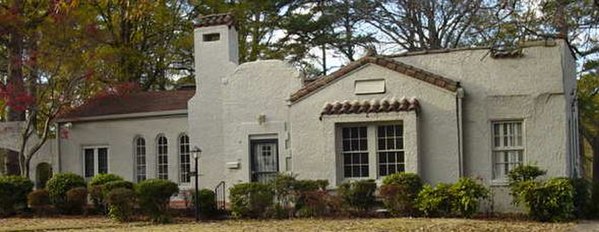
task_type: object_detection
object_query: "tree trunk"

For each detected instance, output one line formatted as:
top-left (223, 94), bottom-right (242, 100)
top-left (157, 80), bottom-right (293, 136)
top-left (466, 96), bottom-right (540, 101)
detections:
top-left (5, 0), bottom-right (25, 176)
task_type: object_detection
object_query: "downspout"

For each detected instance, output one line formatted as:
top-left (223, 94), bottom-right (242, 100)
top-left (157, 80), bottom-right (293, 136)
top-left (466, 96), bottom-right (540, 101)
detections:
top-left (456, 83), bottom-right (464, 177)
top-left (55, 123), bottom-right (61, 173)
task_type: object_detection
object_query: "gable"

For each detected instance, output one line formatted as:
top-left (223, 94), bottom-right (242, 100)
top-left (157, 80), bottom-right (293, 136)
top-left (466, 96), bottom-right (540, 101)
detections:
top-left (290, 56), bottom-right (459, 103)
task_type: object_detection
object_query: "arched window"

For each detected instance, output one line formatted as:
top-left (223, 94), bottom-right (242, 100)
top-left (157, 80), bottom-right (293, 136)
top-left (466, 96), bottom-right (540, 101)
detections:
top-left (179, 134), bottom-right (191, 183)
top-left (135, 137), bottom-right (147, 182)
top-left (157, 135), bottom-right (168, 180)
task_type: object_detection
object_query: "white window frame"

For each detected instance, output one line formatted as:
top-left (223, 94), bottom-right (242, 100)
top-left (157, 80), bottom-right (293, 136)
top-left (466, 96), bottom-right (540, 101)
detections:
top-left (156, 135), bottom-right (169, 180)
top-left (339, 122), bottom-right (405, 180)
top-left (179, 134), bottom-right (191, 184)
top-left (82, 146), bottom-right (110, 179)
top-left (376, 124), bottom-right (405, 177)
top-left (491, 120), bottom-right (525, 182)
top-left (134, 136), bottom-right (147, 183)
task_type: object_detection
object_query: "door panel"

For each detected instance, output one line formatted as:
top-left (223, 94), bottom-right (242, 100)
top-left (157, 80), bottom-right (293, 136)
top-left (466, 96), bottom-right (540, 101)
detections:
top-left (251, 140), bottom-right (278, 183)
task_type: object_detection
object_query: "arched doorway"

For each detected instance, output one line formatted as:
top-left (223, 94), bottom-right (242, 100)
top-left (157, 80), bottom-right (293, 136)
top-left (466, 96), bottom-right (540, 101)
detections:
top-left (35, 163), bottom-right (53, 189)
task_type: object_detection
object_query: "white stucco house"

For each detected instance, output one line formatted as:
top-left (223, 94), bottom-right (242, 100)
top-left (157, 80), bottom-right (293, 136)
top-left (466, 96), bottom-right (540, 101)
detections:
top-left (13, 13), bottom-right (579, 212)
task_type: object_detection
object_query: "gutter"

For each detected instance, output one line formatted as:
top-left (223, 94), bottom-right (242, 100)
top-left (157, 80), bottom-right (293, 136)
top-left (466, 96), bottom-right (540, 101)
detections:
top-left (55, 109), bottom-right (188, 123)
top-left (55, 122), bottom-right (61, 173)
top-left (456, 83), bottom-right (465, 177)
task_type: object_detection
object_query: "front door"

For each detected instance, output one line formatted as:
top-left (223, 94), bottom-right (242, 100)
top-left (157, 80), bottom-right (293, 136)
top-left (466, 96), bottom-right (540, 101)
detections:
top-left (250, 139), bottom-right (279, 183)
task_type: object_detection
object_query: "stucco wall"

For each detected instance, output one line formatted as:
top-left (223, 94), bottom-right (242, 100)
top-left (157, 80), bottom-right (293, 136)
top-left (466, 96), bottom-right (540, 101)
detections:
top-left (289, 64), bottom-right (459, 185)
top-left (58, 115), bottom-right (188, 185)
top-left (197, 60), bottom-right (301, 190)
top-left (393, 41), bottom-right (575, 212)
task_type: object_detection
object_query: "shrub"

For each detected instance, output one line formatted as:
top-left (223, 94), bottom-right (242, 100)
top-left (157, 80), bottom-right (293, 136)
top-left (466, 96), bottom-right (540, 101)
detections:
top-left (0, 175), bottom-right (34, 216)
top-left (229, 182), bottom-right (274, 218)
top-left (570, 178), bottom-right (590, 218)
top-left (27, 189), bottom-right (52, 216)
top-left (449, 177), bottom-right (489, 218)
top-left (508, 165), bottom-right (546, 201)
top-left (416, 183), bottom-right (454, 217)
top-left (338, 179), bottom-right (376, 214)
top-left (89, 173), bottom-right (124, 187)
top-left (588, 181), bottom-right (599, 218)
top-left (515, 178), bottom-right (575, 222)
top-left (380, 173), bottom-right (423, 216)
top-left (88, 174), bottom-right (124, 210)
top-left (192, 189), bottom-right (218, 219)
top-left (65, 187), bottom-right (88, 215)
top-left (106, 188), bottom-right (136, 222)
top-left (103, 180), bottom-right (134, 196)
top-left (46, 173), bottom-right (86, 213)
top-left (135, 179), bottom-right (179, 223)
top-left (269, 174), bottom-right (329, 218)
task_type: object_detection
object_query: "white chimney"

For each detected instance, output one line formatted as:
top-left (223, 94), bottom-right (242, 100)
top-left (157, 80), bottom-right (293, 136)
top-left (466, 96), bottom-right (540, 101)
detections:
top-left (193, 13), bottom-right (239, 90)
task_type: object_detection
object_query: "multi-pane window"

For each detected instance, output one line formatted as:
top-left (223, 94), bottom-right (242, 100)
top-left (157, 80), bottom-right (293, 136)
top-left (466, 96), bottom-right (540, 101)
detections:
top-left (135, 137), bottom-right (147, 182)
top-left (83, 147), bottom-right (109, 178)
top-left (179, 134), bottom-right (191, 183)
top-left (492, 121), bottom-right (524, 180)
top-left (377, 125), bottom-right (405, 176)
top-left (341, 126), bottom-right (369, 178)
top-left (157, 135), bottom-right (169, 180)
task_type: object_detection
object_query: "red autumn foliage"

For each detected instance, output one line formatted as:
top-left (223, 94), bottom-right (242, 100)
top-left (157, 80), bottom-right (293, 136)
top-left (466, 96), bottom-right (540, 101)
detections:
top-left (0, 83), bottom-right (36, 112)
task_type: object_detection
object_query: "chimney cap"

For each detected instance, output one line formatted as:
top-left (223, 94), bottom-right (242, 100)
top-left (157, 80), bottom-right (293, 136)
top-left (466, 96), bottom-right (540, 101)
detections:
top-left (195, 13), bottom-right (236, 29)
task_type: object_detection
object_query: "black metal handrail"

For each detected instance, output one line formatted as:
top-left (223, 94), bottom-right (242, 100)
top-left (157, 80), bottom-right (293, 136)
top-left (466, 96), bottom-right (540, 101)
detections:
top-left (214, 181), bottom-right (226, 210)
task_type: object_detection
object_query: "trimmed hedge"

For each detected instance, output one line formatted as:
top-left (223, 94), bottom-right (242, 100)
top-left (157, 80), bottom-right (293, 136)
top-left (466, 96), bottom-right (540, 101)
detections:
top-left (46, 173), bottom-right (86, 213)
top-left (416, 183), bottom-right (454, 217)
top-left (135, 179), bottom-right (179, 223)
top-left (66, 187), bottom-right (88, 215)
top-left (107, 188), bottom-right (136, 222)
top-left (27, 189), bottom-right (52, 216)
top-left (0, 175), bottom-right (34, 216)
top-left (88, 174), bottom-right (124, 210)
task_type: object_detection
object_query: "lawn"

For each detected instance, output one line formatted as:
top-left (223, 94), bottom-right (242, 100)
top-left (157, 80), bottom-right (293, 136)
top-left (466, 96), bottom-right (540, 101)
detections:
top-left (0, 217), bottom-right (575, 232)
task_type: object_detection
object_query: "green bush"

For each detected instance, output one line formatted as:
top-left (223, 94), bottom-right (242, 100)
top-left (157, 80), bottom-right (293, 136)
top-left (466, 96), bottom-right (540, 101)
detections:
top-left (508, 165), bottom-right (546, 200)
top-left (570, 178), bottom-right (590, 218)
top-left (66, 187), bottom-right (88, 215)
top-left (88, 174), bottom-right (124, 210)
top-left (380, 173), bottom-right (423, 216)
top-left (89, 173), bottom-right (124, 187)
top-left (192, 189), bottom-right (218, 219)
top-left (27, 189), bottom-right (52, 216)
top-left (0, 175), bottom-right (34, 216)
top-left (515, 178), bottom-right (575, 222)
top-left (46, 173), bottom-right (86, 213)
top-left (229, 182), bottom-right (274, 218)
top-left (135, 179), bottom-right (179, 223)
top-left (338, 179), bottom-right (376, 214)
top-left (449, 177), bottom-right (489, 218)
top-left (103, 180), bottom-right (134, 196)
top-left (106, 188), bottom-right (136, 222)
top-left (416, 183), bottom-right (454, 217)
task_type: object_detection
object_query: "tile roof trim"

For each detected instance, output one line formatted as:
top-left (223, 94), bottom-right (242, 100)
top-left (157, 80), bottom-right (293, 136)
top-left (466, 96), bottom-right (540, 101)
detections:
top-left (194, 13), bottom-right (236, 29)
top-left (56, 109), bottom-right (188, 123)
top-left (289, 56), bottom-right (459, 104)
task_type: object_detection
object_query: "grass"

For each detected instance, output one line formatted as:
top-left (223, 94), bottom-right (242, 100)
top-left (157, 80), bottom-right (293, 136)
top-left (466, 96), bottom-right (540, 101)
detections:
top-left (0, 217), bottom-right (575, 232)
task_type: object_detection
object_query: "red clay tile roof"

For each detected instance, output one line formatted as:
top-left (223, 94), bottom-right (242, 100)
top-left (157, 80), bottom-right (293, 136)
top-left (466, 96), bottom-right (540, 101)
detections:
top-left (289, 56), bottom-right (458, 103)
top-left (58, 90), bottom-right (194, 120)
top-left (321, 97), bottom-right (419, 119)
top-left (195, 13), bottom-right (235, 28)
